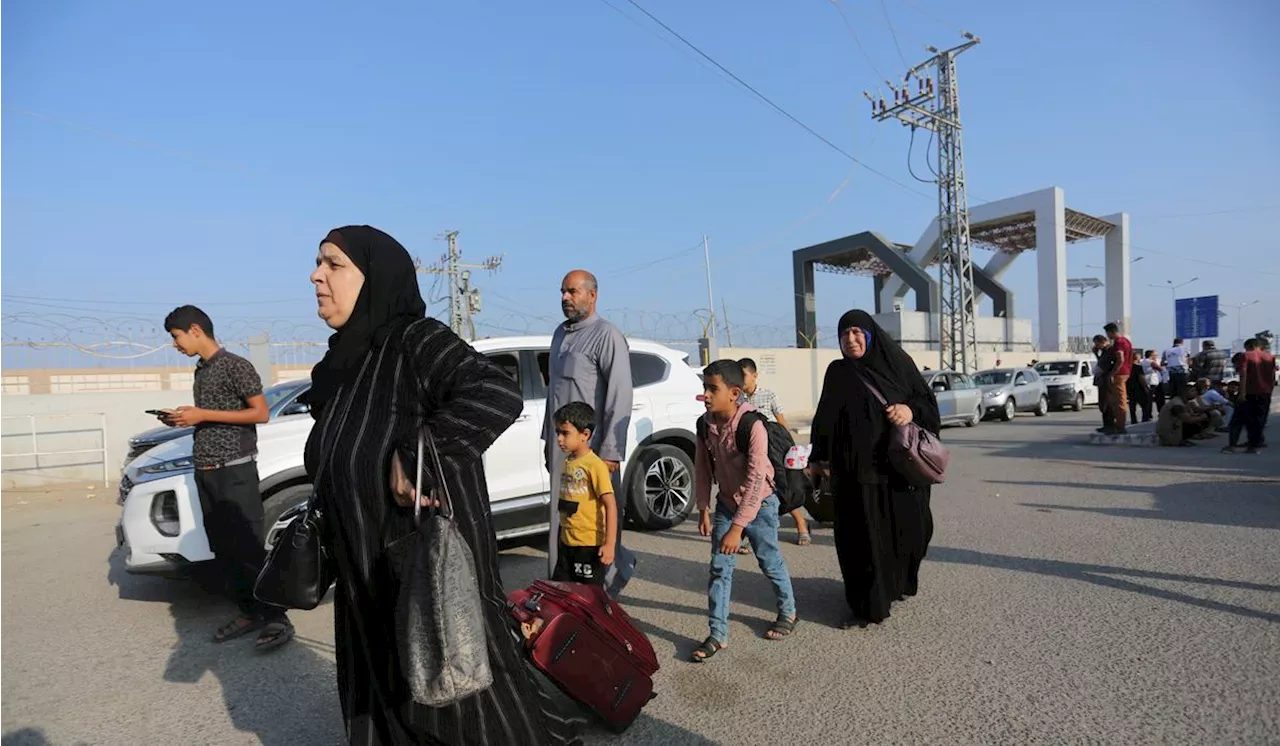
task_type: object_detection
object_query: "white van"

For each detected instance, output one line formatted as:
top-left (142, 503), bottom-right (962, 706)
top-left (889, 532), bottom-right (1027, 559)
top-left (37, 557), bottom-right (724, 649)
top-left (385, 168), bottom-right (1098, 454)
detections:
top-left (1033, 358), bottom-right (1099, 411)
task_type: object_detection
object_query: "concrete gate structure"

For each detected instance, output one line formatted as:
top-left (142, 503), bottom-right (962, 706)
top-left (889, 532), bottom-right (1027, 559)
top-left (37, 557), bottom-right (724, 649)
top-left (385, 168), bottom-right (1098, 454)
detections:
top-left (792, 186), bottom-right (1131, 353)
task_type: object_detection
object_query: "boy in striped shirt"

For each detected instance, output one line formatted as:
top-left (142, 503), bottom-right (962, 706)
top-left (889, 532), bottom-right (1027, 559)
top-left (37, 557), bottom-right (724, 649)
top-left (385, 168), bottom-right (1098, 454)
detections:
top-left (739, 358), bottom-right (812, 546)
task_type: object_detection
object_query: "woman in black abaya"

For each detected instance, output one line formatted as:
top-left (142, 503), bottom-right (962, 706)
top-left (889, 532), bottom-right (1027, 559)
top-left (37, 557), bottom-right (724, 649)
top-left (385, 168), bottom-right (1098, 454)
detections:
top-left (808, 310), bottom-right (940, 627)
top-left (303, 226), bottom-right (581, 746)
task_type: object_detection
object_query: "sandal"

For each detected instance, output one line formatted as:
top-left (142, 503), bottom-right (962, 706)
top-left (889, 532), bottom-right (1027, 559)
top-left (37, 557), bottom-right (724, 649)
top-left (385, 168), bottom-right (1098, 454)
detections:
top-left (736, 543), bottom-right (752, 555)
top-left (796, 532), bottom-right (812, 546)
top-left (255, 620), bottom-right (295, 651)
top-left (690, 637), bottom-right (725, 662)
top-left (213, 616), bottom-right (264, 644)
top-left (765, 615), bottom-right (798, 640)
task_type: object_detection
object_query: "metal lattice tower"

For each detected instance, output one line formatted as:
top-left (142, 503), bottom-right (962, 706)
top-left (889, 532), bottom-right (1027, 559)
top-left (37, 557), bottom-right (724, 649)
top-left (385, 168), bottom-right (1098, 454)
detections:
top-left (416, 231), bottom-right (503, 340)
top-left (867, 34), bottom-right (980, 373)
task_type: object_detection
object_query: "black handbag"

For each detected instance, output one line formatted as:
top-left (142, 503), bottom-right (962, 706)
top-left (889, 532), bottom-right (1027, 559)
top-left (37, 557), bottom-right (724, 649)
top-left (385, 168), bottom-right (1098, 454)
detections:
top-left (253, 496), bottom-right (333, 610)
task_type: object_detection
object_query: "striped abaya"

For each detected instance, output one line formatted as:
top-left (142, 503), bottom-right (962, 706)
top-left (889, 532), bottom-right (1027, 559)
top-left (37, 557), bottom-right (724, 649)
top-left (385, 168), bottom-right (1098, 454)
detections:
top-left (304, 317), bottom-right (582, 746)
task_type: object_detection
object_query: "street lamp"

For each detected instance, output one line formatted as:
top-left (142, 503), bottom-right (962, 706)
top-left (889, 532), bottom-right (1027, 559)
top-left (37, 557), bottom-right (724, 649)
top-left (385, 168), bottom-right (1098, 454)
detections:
top-left (1067, 277), bottom-right (1104, 349)
top-left (1222, 300), bottom-right (1260, 342)
top-left (1086, 256), bottom-right (1144, 270)
top-left (1148, 277), bottom-right (1199, 339)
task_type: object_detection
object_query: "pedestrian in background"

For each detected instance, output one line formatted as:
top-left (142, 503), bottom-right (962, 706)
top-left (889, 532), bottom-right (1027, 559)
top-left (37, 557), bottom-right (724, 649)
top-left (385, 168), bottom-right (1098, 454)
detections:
top-left (808, 310), bottom-right (939, 629)
top-left (1162, 337), bottom-right (1190, 399)
top-left (1228, 338), bottom-right (1276, 454)
top-left (1092, 334), bottom-right (1116, 433)
top-left (1192, 340), bottom-right (1228, 384)
top-left (543, 269), bottom-right (636, 596)
top-left (739, 357), bottom-right (812, 547)
top-left (158, 305), bottom-right (293, 651)
top-left (1141, 350), bottom-right (1165, 413)
top-left (1127, 351), bottom-right (1152, 423)
top-left (1104, 322), bottom-right (1134, 434)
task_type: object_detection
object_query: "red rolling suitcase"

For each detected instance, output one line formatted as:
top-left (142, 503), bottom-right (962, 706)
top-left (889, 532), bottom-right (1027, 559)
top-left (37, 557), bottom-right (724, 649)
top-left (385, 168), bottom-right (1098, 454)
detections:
top-left (507, 580), bottom-right (659, 732)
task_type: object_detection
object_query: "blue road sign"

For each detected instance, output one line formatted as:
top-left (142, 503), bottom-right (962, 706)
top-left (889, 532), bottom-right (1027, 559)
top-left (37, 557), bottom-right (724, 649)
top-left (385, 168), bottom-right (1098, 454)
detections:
top-left (1175, 295), bottom-right (1219, 339)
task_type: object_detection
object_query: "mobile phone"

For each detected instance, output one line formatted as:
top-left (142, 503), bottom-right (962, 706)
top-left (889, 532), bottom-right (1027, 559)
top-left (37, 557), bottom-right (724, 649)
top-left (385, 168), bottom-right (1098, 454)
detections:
top-left (146, 409), bottom-right (170, 417)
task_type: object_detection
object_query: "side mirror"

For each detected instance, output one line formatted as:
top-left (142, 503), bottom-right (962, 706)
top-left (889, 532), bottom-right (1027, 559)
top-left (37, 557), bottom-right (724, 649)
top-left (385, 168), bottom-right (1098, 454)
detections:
top-left (280, 401), bottom-right (311, 417)
top-left (932, 382), bottom-right (948, 393)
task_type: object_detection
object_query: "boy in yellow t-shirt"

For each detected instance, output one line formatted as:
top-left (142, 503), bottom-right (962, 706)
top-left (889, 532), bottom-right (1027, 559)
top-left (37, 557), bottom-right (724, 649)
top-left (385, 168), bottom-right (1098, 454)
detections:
top-left (551, 402), bottom-right (618, 585)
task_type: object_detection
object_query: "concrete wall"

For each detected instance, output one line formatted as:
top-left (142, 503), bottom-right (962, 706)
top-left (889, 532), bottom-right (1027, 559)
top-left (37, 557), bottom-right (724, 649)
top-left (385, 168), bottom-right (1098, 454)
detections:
top-left (873, 311), bottom-right (1035, 352)
top-left (5, 345), bottom-right (1065, 487)
top-left (1, 391), bottom-right (191, 488)
top-left (3, 366), bottom-right (307, 395)
top-left (721, 346), bottom-right (1050, 418)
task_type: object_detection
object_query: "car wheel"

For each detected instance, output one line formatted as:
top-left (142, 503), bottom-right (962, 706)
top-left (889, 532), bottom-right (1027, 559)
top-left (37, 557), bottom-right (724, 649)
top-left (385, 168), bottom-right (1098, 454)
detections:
top-left (262, 484), bottom-right (313, 550)
top-left (1035, 395), bottom-right (1049, 416)
top-left (966, 403), bottom-right (981, 427)
top-left (1072, 392), bottom-right (1084, 412)
top-left (625, 444), bottom-right (695, 531)
top-left (1000, 399), bottom-right (1016, 422)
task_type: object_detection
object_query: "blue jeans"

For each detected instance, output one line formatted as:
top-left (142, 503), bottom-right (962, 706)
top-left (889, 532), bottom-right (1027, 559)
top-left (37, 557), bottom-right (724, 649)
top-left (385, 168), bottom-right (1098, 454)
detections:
top-left (707, 494), bottom-right (797, 643)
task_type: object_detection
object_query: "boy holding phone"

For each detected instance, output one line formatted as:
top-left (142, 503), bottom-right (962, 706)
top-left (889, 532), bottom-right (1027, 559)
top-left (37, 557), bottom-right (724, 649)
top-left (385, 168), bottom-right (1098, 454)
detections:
top-left (160, 305), bottom-right (293, 651)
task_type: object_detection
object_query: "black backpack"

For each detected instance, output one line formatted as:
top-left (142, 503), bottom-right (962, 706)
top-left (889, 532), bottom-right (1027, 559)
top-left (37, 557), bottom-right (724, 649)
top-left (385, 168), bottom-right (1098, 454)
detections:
top-left (696, 412), bottom-right (810, 515)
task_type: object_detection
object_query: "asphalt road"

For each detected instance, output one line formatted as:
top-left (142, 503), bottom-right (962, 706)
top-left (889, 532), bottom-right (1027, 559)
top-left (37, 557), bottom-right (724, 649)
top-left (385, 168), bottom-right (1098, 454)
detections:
top-left (3, 409), bottom-right (1278, 745)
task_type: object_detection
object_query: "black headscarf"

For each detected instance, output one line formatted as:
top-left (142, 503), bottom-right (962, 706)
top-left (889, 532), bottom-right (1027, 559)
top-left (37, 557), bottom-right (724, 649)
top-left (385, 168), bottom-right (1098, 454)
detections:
top-left (304, 226), bottom-right (426, 418)
top-left (810, 309), bottom-right (940, 481)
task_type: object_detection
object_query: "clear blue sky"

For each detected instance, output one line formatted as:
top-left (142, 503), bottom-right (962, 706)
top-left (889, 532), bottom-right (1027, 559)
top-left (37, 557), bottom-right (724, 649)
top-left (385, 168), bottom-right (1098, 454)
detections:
top-left (3, 0), bottom-right (1278, 363)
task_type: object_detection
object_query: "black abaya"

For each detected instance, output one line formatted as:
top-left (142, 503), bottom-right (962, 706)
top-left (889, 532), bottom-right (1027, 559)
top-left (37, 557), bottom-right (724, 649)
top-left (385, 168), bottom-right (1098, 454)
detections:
top-left (811, 310), bottom-right (939, 624)
top-left (305, 319), bottom-right (581, 746)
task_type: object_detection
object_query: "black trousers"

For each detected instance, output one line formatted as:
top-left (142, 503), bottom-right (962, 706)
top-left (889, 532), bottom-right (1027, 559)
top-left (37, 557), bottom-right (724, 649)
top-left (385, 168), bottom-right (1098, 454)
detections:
top-left (1243, 393), bottom-right (1272, 448)
top-left (1097, 381), bottom-right (1114, 429)
top-left (1151, 383), bottom-right (1167, 413)
top-left (1128, 381), bottom-right (1152, 423)
top-left (1168, 369), bottom-right (1189, 398)
top-left (194, 461), bottom-right (285, 621)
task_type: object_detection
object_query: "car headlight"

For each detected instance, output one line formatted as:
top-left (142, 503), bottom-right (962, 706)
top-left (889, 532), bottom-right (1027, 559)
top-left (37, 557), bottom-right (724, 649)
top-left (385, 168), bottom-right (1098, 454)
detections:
top-left (139, 457), bottom-right (195, 476)
top-left (983, 390), bottom-right (1002, 399)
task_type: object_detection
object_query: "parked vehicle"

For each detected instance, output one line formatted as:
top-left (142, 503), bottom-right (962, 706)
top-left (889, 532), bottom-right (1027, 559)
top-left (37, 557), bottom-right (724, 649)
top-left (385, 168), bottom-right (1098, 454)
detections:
top-left (922, 370), bottom-right (984, 427)
top-left (973, 368), bottom-right (1049, 421)
top-left (1033, 358), bottom-right (1098, 411)
top-left (122, 379), bottom-right (312, 465)
top-left (115, 337), bottom-right (704, 575)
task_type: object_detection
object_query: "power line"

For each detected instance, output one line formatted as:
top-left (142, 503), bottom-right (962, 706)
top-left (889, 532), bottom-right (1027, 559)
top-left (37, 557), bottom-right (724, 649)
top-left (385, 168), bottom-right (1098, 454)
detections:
top-left (1125, 244), bottom-right (1279, 276)
top-left (612, 240), bottom-right (705, 277)
top-left (826, 0), bottom-right (889, 81)
top-left (1142, 204), bottom-right (1280, 220)
top-left (899, 0), bottom-right (968, 35)
top-left (614, 0), bottom-right (932, 200)
top-left (592, 0), bottom-right (729, 83)
top-left (6, 106), bottom-right (263, 176)
top-left (906, 126), bottom-right (936, 184)
top-left (0, 293), bottom-right (304, 307)
top-left (878, 0), bottom-right (912, 68)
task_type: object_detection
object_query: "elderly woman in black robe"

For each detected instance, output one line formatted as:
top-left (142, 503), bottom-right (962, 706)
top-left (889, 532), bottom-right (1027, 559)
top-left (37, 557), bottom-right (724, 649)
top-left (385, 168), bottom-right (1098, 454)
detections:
top-left (808, 310), bottom-right (941, 628)
top-left (302, 226), bottom-right (581, 746)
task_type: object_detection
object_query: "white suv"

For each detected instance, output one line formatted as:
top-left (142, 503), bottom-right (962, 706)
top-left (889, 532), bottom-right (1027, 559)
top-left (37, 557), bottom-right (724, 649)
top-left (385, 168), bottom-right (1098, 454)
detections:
top-left (115, 336), bottom-right (704, 575)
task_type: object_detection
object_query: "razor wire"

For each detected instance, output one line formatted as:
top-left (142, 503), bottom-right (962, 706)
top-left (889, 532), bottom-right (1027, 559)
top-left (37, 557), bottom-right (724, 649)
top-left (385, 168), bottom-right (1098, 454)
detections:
top-left (2, 310), bottom-right (831, 370)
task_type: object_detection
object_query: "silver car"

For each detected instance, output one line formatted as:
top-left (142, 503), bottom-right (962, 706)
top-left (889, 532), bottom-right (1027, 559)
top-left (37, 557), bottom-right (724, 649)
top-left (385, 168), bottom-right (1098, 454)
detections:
top-left (923, 370), bottom-right (984, 427)
top-left (973, 368), bottom-right (1050, 421)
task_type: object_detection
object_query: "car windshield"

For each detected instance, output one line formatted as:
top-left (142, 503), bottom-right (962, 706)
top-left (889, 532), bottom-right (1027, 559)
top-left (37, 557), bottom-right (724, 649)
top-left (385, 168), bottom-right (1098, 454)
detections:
top-left (265, 381), bottom-right (307, 416)
top-left (1035, 362), bottom-right (1077, 376)
top-left (973, 371), bottom-right (1013, 386)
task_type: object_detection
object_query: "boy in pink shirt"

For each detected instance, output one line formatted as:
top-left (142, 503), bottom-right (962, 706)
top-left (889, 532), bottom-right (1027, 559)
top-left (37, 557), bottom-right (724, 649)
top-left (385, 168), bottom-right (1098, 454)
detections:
top-left (690, 359), bottom-right (798, 662)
